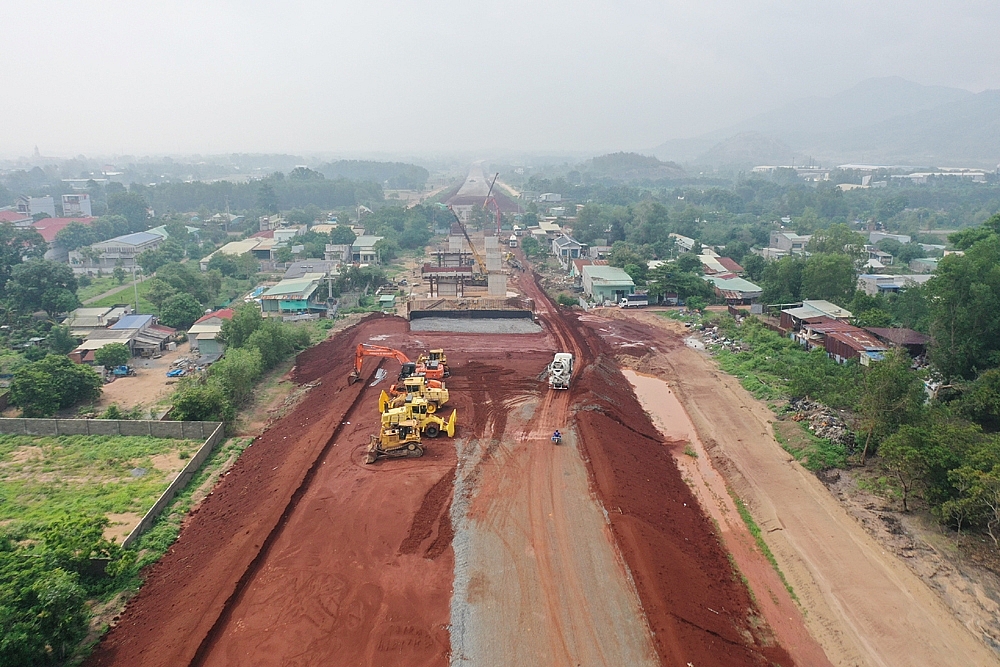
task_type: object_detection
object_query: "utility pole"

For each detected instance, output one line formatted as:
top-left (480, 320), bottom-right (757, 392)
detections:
top-left (132, 263), bottom-right (140, 313)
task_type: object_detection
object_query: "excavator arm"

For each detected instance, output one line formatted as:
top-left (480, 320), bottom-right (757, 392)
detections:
top-left (350, 344), bottom-right (413, 383)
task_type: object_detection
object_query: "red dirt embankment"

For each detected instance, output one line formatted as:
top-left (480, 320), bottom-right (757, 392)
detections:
top-left (86, 315), bottom-right (425, 667)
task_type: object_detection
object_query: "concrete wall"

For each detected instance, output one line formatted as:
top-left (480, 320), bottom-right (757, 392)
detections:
top-left (121, 422), bottom-right (225, 548)
top-left (0, 418), bottom-right (219, 440)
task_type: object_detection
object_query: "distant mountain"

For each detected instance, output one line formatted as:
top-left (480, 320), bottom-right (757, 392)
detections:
top-left (583, 151), bottom-right (685, 180)
top-left (653, 77), bottom-right (999, 168)
top-left (318, 160), bottom-right (429, 189)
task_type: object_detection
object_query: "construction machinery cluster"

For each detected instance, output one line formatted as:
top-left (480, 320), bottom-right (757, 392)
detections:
top-left (350, 344), bottom-right (457, 464)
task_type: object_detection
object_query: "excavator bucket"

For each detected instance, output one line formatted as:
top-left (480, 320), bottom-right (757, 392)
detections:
top-left (446, 409), bottom-right (457, 438)
top-left (378, 390), bottom-right (391, 413)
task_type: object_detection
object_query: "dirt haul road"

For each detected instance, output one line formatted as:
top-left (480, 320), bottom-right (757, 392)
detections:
top-left (87, 276), bottom-right (797, 667)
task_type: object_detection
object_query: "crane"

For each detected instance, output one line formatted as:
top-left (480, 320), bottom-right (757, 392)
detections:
top-left (447, 206), bottom-right (488, 276)
top-left (483, 172), bottom-right (503, 236)
top-left (349, 343), bottom-right (449, 384)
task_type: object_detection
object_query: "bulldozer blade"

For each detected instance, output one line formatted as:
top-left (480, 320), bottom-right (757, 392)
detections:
top-left (378, 390), bottom-right (391, 413)
top-left (446, 410), bottom-right (457, 438)
top-left (365, 451), bottom-right (378, 464)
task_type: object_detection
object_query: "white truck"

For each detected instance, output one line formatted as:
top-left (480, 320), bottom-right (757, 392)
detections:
top-left (619, 293), bottom-right (649, 308)
top-left (548, 352), bottom-right (574, 390)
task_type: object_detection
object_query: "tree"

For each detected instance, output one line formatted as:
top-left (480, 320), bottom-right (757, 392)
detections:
top-left (741, 254), bottom-right (766, 282)
top-left (144, 279), bottom-right (178, 311)
top-left (0, 224), bottom-right (46, 297)
top-left (6, 260), bottom-right (79, 316)
top-left (801, 253), bottom-right (856, 303)
top-left (47, 326), bottom-right (78, 355)
top-left (329, 226), bottom-right (357, 245)
top-left (107, 191), bottom-right (150, 232)
top-left (857, 348), bottom-right (926, 463)
top-left (9, 355), bottom-right (102, 417)
top-left (94, 342), bottom-right (131, 369)
top-left (926, 236), bottom-right (1000, 380)
top-left (520, 235), bottom-right (541, 257)
top-left (880, 426), bottom-right (935, 511)
top-left (113, 266), bottom-right (127, 285)
top-left (257, 182), bottom-right (279, 214)
top-left (160, 293), bottom-right (204, 329)
top-left (170, 379), bottom-right (234, 423)
top-left (686, 296), bottom-right (707, 312)
top-left (210, 347), bottom-right (263, 406)
top-left (54, 222), bottom-right (97, 251)
top-left (219, 303), bottom-right (264, 348)
top-left (807, 223), bottom-right (866, 263)
top-left (206, 253), bottom-right (239, 277)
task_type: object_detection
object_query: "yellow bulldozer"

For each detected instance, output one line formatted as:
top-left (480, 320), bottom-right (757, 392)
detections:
top-left (365, 419), bottom-right (424, 464)
top-left (417, 348), bottom-right (448, 368)
top-left (387, 376), bottom-right (450, 412)
top-left (379, 392), bottom-right (457, 438)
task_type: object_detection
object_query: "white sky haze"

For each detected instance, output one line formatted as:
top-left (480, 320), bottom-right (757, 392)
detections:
top-left (2, 0), bottom-right (999, 156)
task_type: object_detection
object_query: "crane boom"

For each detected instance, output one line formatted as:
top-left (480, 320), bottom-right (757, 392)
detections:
top-left (448, 205), bottom-right (488, 275)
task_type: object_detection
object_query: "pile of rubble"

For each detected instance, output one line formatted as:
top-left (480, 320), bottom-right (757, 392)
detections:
top-left (788, 397), bottom-right (857, 452)
top-left (701, 325), bottom-right (747, 353)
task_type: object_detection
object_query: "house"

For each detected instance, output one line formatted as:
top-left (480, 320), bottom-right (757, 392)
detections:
top-left (581, 265), bottom-right (635, 304)
top-left (64, 306), bottom-right (130, 338)
top-left (70, 231), bottom-right (162, 273)
top-left (909, 257), bottom-right (939, 274)
top-left (324, 244), bottom-right (352, 262)
top-left (274, 226), bottom-right (307, 244)
top-left (552, 235), bottom-right (585, 266)
top-left (698, 253), bottom-right (746, 276)
top-left (864, 327), bottom-right (931, 358)
top-left (284, 260), bottom-right (340, 280)
top-left (199, 238), bottom-right (265, 271)
top-left (864, 245), bottom-right (893, 265)
top-left (147, 224), bottom-right (200, 240)
top-left (856, 274), bottom-right (933, 296)
top-left (703, 275), bottom-right (763, 305)
top-left (260, 275), bottom-right (328, 318)
top-left (589, 238), bottom-right (612, 259)
top-left (548, 207), bottom-right (567, 218)
top-left (569, 258), bottom-right (608, 278)
top-left (187, 308), bottom-right (235, 357)
top-left (769, 231), bottom-right (812, 254)
top-left (16, 195), bottom-right (55, 218)
top-left (669, 233), bottom-right (696, 253)
top-left (779, 300), bottom-right (852, 332)
top-left (32, 217), bottom-right (97, 261)
top-left (352, 235), bottom-right (384, 264)
top-left (538, 192), bottom-right (562, 202)
top-left (111, 314), bottom-right (175, 356)
top-left (0, 210), bottom-right (32, 226)
top-left (536, 220), bottom-right (562, 236)
top-left (799, 319), bottom-right (888, 365)
top-left (61, 194), bottom-right (92, 217)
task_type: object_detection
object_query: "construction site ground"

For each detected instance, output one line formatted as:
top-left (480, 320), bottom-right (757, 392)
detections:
top-left (82, 268), bottom-right (998, 667)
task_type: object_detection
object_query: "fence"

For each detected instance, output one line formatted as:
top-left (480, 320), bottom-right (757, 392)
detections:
top-left (0, 418), bottom-right (225, 548)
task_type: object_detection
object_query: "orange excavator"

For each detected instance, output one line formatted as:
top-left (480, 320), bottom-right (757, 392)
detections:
top-left (349, 343), bottom-right (450, 384)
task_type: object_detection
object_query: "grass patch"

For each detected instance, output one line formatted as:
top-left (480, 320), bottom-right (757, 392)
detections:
top-left (88, 279), bottom-right (156, 313)
top-left (78, 275), bottom-right (127, 302)
top-left (0, 434), bottom-right (200, 536)
top-left (683, 445), bottom-right (698, 458)
top-left (728, 488), bottom-right (798, 603)
top-left (773, 421), bottom-right (847, 471)
top-left (130, 436), bottom-right (252, 569)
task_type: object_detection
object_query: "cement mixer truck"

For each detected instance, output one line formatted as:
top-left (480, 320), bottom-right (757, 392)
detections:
top-left (548, 353), bottom-right (574, 390)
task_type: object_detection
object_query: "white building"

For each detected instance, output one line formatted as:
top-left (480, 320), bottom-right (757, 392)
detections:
top-left (16, 195), bottom-right (55, 218)
top-left (538, 192), bottom-right (562, 202)
top-left (62, 193), bottom-right (92, 217)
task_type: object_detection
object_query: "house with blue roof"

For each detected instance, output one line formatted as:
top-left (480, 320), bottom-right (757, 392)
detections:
top-left (68, 231), bottom-right (163, 274)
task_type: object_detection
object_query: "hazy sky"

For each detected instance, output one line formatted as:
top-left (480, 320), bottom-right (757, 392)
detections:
top-left (3, 0), bottom-right (999, 157)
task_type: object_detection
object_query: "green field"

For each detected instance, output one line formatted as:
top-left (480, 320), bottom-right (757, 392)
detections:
top-left (87, 278), bottom-right (156, 313)
top-left (77, 275), bottom-right (134, 303)
top-left (0, 434), bottom-right (200, 538)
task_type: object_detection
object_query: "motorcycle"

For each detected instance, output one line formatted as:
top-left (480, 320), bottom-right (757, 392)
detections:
top-left (551, 431), bottom-right (562, 445)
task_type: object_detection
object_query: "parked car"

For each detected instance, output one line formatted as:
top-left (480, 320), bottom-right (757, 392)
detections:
top-left (166, 368), bottom-right (186, 378)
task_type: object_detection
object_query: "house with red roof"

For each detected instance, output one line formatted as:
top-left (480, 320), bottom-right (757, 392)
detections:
top-left (0, 210), bottom-right (32, 226)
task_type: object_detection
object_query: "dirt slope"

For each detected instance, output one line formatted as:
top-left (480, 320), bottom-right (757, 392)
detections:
top-left (611, 308), bottom-right (1000, 667)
